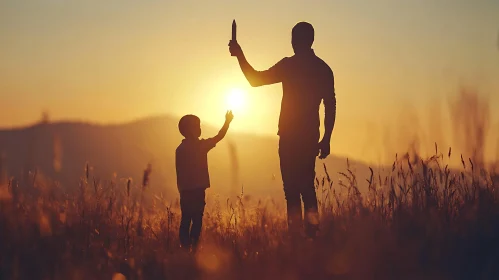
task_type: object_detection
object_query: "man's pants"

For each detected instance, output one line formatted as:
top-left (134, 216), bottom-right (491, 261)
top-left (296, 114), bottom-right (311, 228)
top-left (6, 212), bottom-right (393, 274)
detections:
top-left (179, 189), bottom-right (206, 250)
top-left (278, 137), bottom-right (319, 237)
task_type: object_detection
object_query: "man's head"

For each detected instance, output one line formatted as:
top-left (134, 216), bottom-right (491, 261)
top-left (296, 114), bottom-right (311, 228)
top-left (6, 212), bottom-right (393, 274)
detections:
top-left (178, 115), bottom-right (201, 139)
top-left (292, 22), bottom-right (314, 53)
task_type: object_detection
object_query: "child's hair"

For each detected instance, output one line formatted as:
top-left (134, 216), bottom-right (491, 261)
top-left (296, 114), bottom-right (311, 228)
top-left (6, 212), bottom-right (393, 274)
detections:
top-left (178, 114), bottom-right (200, 137)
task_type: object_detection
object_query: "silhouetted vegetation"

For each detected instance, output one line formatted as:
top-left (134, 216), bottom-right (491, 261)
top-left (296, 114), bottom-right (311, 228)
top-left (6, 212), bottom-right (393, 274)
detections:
top-left (1, 146), bottom-right (498, 280)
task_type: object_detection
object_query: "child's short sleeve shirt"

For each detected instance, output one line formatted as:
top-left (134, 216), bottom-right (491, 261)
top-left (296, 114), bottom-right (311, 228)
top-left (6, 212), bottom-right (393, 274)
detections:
top-left (175, 138), bottom-right (217, 191)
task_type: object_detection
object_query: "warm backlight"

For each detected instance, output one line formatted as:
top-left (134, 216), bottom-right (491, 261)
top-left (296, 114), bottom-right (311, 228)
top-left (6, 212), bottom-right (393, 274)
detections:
top-left (226, 88), bottom-right (247, 113)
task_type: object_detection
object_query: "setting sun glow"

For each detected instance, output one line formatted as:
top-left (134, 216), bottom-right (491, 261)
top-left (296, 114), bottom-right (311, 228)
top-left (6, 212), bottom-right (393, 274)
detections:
top-left (226, 88), bottom-right (247, 113)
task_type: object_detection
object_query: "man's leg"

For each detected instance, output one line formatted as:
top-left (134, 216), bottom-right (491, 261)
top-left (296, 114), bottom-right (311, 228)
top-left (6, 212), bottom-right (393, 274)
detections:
top-left (300, 147), bottom-right (320, 238)
top-left (301, 184), bottom-right (319, 238)
top-left (283, 183), bottom-right (303, 235)
top-left (279, 138), bottom-right (303, 235)
top-left (179, 192), bottom-right (192, 249)
top-left (190, 189), bottom-right (206, 251)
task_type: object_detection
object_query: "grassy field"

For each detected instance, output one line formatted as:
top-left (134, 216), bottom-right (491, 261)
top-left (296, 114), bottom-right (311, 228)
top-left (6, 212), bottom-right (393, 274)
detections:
top-left (1, 148), bottom-right (499, 280)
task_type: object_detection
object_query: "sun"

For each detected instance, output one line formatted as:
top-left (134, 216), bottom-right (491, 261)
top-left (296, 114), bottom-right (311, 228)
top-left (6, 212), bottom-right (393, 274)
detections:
top-left (226, 88), bottom-right (247, 113)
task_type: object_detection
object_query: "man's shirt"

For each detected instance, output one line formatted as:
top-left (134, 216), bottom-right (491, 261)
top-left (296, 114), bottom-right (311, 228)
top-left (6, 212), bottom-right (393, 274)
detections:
top-left (253, 49), bottom-right (335, 144)
top-left (175, 138), bottom-right (217, 191)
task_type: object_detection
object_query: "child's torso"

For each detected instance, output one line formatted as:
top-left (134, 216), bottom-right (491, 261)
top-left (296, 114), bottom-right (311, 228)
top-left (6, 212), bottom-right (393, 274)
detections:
top-left (175, 139), bottom-right (211, 191)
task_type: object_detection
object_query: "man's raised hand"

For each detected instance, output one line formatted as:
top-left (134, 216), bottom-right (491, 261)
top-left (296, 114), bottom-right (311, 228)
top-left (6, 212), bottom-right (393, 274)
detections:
top-left (228, 41), bottom-right (243, 57)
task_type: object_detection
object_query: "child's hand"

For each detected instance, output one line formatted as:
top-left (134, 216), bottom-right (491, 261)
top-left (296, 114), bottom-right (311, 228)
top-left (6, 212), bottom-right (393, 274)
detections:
top-left (225, 110), bottom-right (234, 123)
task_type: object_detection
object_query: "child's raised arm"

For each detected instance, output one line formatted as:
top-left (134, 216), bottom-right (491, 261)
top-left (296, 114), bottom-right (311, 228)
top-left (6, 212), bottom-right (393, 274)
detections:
top-left (203, 111), bottom-right (233, 149)
top-left (214, 110), bottom-right (233, 142)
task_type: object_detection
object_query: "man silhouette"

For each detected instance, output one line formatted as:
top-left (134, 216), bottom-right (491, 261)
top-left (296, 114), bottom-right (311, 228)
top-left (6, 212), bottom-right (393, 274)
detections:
top-left (229, 22), bottom-right (336, 238)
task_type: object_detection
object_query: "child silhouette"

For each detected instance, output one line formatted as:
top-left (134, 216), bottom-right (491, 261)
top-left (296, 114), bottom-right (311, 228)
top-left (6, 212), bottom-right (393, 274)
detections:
top-left (175, 111), bottom-right (234, 251)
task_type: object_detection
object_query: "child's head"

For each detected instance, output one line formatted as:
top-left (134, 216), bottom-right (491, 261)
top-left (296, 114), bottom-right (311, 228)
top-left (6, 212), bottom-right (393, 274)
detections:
top-left (178, 115), bottom-right (201, 139)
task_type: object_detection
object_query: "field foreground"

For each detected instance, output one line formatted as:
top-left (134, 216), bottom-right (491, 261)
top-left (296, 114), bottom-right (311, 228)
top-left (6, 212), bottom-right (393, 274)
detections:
top-left (1, 151), bottom-right (499, 280)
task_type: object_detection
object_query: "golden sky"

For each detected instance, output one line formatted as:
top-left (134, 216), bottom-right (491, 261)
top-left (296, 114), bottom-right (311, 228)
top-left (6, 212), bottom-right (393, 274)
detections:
top-left (1, 0), bottom-right (498, 163)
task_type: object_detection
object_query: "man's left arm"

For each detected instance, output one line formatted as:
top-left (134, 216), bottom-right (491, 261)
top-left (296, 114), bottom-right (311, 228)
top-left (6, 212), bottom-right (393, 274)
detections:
top-left (319, 70), bottom-right (336, 159)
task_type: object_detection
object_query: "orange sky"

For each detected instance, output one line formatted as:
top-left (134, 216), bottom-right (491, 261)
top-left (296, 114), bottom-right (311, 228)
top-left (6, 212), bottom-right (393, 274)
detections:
top-left (1, 0), bottom-right (498, 163)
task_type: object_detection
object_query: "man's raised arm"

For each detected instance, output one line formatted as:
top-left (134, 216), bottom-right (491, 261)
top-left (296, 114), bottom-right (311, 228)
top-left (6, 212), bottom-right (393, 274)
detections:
top-left (229, 41), bottom-right (284, 87)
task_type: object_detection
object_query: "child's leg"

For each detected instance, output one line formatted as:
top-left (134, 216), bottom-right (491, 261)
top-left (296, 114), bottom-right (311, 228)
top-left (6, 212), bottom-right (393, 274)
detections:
top-left (179, 191), bottom-right (193, 249)
top-left (190, 189), bottom-right (206, 251)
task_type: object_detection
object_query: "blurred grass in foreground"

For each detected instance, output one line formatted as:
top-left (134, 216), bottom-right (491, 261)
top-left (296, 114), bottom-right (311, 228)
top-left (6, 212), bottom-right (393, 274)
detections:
top-left (1, 146), bottom-right (499, 280)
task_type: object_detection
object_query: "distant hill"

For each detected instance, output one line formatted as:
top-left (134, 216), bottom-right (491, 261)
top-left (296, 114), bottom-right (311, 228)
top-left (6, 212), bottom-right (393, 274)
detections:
top-left (0, 116), bottom-right (377, 199)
